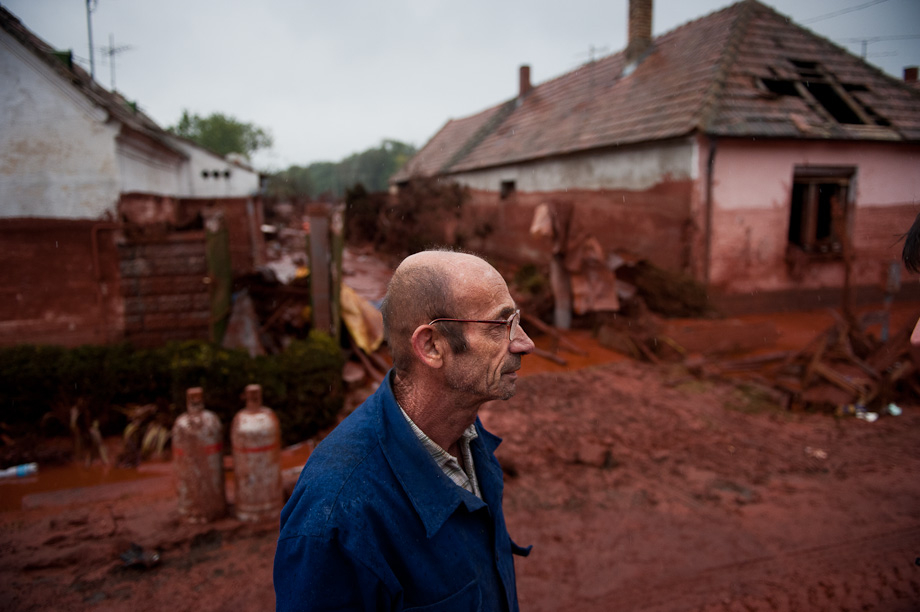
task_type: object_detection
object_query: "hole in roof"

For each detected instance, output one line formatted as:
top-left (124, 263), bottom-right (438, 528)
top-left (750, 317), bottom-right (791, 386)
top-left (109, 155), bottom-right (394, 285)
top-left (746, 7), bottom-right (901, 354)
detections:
top-left (806, 82), bottom-right (864, 124)
top-left (762, 78), bottom-right (799, 97)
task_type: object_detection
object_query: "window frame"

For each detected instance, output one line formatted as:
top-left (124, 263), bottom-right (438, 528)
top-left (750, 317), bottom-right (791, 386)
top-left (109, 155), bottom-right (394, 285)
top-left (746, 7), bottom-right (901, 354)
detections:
top-left (786, 166), bottom-right (856, 260)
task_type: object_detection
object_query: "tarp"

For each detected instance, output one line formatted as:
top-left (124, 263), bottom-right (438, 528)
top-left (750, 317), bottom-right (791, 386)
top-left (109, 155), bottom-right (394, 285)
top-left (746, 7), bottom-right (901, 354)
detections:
top-left (340, 284), bottom-right (384, 353)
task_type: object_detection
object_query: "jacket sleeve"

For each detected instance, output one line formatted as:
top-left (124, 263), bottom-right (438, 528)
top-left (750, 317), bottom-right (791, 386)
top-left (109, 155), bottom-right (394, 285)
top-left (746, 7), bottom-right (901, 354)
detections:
top-left (274, 532), bottom-right (391, 612)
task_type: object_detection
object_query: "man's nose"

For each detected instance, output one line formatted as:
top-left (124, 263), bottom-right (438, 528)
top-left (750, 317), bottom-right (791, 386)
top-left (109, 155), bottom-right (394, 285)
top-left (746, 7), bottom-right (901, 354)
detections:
top-left (511, 327), bottom-right (535, 355)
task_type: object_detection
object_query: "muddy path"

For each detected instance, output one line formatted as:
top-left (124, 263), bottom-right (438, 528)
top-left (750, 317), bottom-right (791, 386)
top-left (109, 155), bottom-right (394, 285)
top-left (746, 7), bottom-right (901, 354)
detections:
top-left (489, 363), bottom-right (920, 611)
top-left (2, 354), bottom-right (919, 611)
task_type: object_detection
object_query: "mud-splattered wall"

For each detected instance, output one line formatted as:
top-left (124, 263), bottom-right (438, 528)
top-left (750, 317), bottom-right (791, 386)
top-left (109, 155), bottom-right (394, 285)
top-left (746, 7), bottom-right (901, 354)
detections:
top-left (0, 218), bottom-right (122, 347)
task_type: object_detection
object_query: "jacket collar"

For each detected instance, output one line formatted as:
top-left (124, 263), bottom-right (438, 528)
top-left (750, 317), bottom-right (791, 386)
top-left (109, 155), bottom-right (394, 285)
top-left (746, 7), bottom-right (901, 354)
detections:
top-left (375, 371), bottom-right (501, 538)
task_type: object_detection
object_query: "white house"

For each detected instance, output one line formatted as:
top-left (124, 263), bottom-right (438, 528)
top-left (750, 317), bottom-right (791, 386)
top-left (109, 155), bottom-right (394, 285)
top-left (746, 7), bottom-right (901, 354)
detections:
top-left (0, 6), bottom-right (265, 347)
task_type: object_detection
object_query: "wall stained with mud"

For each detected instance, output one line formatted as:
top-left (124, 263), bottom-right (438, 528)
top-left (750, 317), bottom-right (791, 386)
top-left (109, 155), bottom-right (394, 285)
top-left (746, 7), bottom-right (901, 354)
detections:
top-left (0, 218), bottom-right (122, 347)
top-left (460, 181), bottom-right (695, 272)
top-left (707, 139), bottom-right (920, 297)
top-left (451, 135), bottom-right (918, 310)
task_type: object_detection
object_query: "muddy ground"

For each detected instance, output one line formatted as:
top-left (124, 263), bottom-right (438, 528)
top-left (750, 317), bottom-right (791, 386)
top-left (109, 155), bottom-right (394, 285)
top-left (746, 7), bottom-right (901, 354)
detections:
top-left (2, 279), bottom-right (919, 610)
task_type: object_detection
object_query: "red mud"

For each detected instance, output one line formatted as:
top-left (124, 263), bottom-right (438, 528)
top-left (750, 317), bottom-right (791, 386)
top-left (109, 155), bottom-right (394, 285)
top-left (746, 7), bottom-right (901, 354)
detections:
top-left (2, 304), bottom-right (919, 611)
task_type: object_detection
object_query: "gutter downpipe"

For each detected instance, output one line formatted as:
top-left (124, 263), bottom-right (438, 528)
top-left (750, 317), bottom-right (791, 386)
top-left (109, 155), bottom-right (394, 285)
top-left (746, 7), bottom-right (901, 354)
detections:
top-left (704, 136), bottom-right (717, 287)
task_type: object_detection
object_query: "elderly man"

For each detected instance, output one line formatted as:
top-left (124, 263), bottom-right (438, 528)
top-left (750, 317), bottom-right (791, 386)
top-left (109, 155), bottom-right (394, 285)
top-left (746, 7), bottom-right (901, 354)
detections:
top-left (274, 249), bottom-right (535, 611)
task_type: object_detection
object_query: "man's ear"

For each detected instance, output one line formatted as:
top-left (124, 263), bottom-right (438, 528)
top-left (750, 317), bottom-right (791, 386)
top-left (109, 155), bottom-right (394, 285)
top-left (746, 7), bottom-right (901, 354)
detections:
top-left (410, 325), bottom-right (444, 368)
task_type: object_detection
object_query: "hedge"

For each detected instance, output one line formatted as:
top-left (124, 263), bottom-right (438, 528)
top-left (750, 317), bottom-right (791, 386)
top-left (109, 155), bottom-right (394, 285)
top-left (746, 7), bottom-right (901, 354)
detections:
top-left (0, 331), bottom-right (344, 448)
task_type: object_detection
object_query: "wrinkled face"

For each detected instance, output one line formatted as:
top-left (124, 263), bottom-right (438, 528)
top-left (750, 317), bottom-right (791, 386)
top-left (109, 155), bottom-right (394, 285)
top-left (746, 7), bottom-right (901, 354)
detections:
top-left (441, 268), bottom-right (535, 402)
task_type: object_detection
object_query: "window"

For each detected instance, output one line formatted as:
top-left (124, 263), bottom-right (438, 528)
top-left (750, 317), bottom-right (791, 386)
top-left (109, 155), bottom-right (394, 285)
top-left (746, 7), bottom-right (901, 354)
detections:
top-left (500, 180), bottom-right (516, 199)
top-left (787, 167), bottom-right (854, 257)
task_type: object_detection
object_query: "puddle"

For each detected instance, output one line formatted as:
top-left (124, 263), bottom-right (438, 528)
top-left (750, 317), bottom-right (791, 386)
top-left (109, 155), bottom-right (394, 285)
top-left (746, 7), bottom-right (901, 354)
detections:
top-left (0, 439), bottom-right (315, 513)
top-left (0, 461), bottom-right (167, 512)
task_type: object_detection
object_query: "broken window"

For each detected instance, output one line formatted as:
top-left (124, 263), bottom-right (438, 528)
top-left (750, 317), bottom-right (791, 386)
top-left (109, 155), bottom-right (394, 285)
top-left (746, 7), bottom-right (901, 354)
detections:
top-left (500, 180), bottom-right (516, 199)
top-left (787, 167), bottom-right (854, 257)
top-left (758, 59), bottom-right (886, 126)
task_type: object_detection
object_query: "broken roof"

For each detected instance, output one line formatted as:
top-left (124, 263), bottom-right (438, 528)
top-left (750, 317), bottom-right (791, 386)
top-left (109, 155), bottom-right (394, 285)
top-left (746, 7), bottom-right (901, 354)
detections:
top-left (394, 0), bottom-right (920, 181)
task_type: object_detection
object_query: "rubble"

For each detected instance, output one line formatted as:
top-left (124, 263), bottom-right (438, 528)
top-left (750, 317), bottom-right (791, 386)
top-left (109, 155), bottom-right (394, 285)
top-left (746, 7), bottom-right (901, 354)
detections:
top-left (682, 311), bottom-right (920, 414)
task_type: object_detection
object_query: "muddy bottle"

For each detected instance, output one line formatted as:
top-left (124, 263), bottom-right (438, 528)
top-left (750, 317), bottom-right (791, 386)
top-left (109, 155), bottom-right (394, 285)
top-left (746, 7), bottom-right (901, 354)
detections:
top-left (231, 384), bottom-right (283, 522)
top-left (172, 387), bottom-right (226, 523)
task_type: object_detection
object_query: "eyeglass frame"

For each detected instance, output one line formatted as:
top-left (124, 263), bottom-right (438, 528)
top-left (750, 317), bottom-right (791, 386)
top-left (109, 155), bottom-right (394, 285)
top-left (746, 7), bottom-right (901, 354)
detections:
top-left (428, 309), bottom-right (522, 342)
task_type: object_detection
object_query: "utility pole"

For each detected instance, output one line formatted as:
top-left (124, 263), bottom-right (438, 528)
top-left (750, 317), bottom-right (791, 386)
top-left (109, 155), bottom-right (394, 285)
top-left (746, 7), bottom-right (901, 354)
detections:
top-left (102, 34), bottom-right (132, 91)
top-left (85, 0), bottom-right (97, 79)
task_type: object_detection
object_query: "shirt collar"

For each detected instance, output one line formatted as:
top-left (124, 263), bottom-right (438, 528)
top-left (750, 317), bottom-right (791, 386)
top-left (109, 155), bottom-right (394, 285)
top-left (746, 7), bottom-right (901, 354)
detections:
top-left (375, 372), bottom-right (493, 538)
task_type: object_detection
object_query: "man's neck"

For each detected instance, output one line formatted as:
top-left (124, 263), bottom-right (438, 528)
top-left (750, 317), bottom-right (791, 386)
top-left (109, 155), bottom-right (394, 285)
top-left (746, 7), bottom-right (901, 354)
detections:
top-left (392, 371), bottom-right (479, 456)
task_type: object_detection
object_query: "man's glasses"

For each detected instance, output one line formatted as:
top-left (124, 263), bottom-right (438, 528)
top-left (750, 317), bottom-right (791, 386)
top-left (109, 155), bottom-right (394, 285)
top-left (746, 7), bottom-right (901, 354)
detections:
top-left (429, 309), bottom-right (522, 342)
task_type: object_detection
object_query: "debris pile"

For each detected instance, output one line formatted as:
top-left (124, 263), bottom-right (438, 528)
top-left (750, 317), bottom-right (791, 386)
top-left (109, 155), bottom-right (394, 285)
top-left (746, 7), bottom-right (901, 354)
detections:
top-left (684, 312), bottom-right (920, 414)
top-left (224, 246), bottom-right (393, 392)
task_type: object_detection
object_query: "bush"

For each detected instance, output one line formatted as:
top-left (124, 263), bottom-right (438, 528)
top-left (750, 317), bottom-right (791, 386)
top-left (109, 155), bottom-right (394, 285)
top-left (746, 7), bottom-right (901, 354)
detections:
top-left (0, 344), bottom-right (68, 435)
top-left (631, 261), bottom-right (714, 318)
top-left (359, 176), bottom-right (468, 256)
top-left (0, 334), bottom-right (344, 450)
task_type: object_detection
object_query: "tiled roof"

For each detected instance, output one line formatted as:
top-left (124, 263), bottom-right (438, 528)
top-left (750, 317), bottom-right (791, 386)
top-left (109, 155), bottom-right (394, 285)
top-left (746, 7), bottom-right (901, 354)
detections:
top-left (1, 6), bottom-right (184, 159)
top-left (394, 0), bottom-right (920, 181)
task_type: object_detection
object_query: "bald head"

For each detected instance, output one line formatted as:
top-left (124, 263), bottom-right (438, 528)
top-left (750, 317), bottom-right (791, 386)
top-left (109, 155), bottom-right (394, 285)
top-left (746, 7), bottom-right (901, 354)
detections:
top-left (382, 250), bottom-right (503, 372)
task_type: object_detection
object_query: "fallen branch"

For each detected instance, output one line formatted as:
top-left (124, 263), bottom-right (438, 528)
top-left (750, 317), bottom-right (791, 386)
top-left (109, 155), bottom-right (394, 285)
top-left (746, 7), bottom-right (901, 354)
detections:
top-left (521, 313), bottom-right (587, 355)
top-left (533, 347), bottom-right (568, 366)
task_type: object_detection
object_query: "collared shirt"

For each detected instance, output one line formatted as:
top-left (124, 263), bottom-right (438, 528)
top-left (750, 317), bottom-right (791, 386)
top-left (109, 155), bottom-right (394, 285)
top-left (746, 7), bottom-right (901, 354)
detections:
top-left (398, 405), bottom-right (482, 498)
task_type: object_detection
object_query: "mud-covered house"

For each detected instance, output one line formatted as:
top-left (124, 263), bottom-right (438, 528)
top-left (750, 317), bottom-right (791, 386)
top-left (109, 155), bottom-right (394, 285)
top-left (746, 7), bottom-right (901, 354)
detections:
top-left (0, 6), bottom-right (265, 347)
top-left (392, 0), bottom-right (920, 313)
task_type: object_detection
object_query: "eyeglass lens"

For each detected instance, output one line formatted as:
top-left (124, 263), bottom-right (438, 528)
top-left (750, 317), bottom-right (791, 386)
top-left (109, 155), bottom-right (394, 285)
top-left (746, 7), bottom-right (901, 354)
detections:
top-left (510, 312), bottom-right (520, 341)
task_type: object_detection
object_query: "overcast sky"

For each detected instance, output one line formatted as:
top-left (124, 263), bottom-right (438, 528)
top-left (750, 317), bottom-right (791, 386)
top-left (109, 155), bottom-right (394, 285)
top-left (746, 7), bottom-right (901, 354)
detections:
top-left (3, 0), bottom-right (918, 171)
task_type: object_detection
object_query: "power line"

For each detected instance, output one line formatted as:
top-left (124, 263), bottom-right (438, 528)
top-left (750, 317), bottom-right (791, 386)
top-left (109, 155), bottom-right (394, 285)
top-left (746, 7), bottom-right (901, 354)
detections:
top-left (837, 34), bottom-right (920, 58)
top-left (838, 35), bottom-right (920, 43)
top-left (800, 0), bottom-right (891, 24)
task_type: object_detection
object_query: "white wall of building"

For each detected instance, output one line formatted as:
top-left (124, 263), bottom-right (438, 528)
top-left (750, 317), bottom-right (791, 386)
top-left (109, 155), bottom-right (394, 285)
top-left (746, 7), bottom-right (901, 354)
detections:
top-left (449, 138), bottom-right (697, 192)
top-left (116, 135), bottom-right (185, 196)
top-left (1, 28), bottom-right (257, 219)
top-left (0, 29), bottom-right (121, 219)
top-left (170, 140), bottom-right (260, 198)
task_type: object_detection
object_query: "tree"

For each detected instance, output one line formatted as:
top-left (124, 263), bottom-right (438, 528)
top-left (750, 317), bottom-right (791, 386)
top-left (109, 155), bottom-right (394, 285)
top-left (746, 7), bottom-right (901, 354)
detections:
top-left (263, 139), bottom-right (418, 202)
top-left (169, 110), bottom-right (273, 158)
top-left (263, 165), bottom-right (313, 202)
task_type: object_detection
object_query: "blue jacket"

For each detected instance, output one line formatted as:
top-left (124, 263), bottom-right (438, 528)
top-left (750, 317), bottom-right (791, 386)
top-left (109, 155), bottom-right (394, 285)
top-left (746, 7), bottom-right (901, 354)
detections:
top-left (274, 371), bottom-right (529, 611)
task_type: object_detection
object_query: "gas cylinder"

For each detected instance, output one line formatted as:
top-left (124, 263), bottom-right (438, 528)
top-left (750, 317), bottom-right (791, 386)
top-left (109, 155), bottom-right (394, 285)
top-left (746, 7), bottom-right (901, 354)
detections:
top-left (230, 384), bottom-right (283, 522)
top-left (172, 387), bottom-right (226, 523)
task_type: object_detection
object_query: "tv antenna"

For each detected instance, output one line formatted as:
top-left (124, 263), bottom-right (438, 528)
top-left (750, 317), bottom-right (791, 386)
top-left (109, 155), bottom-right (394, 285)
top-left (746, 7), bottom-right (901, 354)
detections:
top-left (101, 34), bottom-right (133, 91)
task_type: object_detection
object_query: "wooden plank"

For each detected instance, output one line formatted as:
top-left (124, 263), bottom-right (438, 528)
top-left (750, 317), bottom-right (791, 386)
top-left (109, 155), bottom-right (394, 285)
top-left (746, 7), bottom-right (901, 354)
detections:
top-left (533, 347), bottom-right (568, 366)
top-left (521, 312), bottom-right (587, 355)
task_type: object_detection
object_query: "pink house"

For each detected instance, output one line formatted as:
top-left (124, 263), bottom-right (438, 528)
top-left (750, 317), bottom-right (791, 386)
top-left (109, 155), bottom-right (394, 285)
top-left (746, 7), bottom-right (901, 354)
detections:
top-left (393, 0), bottom-right (920, 313)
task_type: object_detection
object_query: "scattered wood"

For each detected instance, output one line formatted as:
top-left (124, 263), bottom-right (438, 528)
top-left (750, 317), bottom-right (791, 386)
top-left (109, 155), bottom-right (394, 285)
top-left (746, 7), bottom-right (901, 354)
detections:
top-left (533, 347), bottom-right (568, 366)
top-left (689, 312), bottom-right (920, 414)
top-left (520, 313), bottom-right (587, 355)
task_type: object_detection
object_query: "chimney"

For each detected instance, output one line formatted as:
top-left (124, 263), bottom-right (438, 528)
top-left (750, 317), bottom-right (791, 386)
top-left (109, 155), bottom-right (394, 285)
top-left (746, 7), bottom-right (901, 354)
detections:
top-left (626, 0), bottom-right (652, 63)
top-left (905, 66), bottom-right (918, 83)
top-left (519, 65), bottom-right (532, 98)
